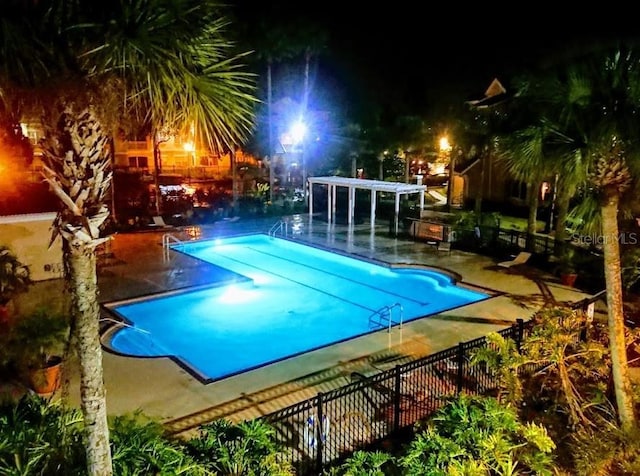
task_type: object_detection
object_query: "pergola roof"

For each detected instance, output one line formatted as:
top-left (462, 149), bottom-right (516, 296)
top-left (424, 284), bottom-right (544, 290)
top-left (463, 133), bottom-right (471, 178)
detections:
top-left (308, 176), bottom-right (426, 194)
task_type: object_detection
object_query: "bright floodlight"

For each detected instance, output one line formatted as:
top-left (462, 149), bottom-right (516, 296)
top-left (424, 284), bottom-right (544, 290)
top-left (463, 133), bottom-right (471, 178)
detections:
top-left (290, 121), bottom-right (306, 144)
top-left (439, 136), bottom-right (451, 152)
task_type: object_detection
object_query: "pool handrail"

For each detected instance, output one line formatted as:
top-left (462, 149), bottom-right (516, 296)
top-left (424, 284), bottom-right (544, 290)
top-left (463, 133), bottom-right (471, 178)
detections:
top-left (268, 220), bottom-right (288, 237)
top-left (100, 316), bottom-right (150, 334)
top-left (162, 233), bottom-right (184, 250)
top-left (368, 303), bottom-right (403, 332)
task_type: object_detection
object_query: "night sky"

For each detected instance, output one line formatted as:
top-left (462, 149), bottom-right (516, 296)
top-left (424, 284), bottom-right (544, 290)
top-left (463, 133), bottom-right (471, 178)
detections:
top-left (231, 1), bottom-right (640, 116)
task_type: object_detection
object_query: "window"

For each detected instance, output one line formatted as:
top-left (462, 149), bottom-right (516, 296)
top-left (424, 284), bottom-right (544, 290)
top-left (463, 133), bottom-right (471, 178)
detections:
top-left (128, 156), bottom-right (148, 168)
top-left (508, 180), bottom-right (527, 200)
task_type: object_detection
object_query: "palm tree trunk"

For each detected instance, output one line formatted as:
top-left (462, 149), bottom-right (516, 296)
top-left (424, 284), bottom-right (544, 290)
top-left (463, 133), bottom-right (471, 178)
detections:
top-left (527, 183), bottom-right (539, 251)
top-left (267, 58), bottom-right (274, 204)
top-left (152, 132), bottom-right (162, 217)
top-left (554, 184), bottom-right (571, 246)
top-left (601, 194), bottom-right (636, 428)
top-left (66, 240), bottom-right (113, 475)
top-left (474, 152), bottom-right (485, 216)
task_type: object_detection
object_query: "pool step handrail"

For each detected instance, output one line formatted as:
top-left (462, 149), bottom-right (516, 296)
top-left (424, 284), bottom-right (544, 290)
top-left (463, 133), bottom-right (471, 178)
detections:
top-left (162, 233), bottom-right (184, 250)
top-left (368, 303), bottom-right (403, 332)
top-left (268, 220), bottom-right (288, 237)
top-left (99, 316), bottom-right (150, 334)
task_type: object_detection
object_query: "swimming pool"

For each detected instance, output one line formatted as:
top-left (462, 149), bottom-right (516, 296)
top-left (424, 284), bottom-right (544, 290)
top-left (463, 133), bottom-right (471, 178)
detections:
top-left (103, 234), bottom-right (490, 382)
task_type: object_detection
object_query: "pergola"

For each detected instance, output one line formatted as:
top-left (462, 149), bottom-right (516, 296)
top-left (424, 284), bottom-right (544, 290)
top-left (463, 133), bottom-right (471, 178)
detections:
top-left (307, 176), bottom-right (427, 235)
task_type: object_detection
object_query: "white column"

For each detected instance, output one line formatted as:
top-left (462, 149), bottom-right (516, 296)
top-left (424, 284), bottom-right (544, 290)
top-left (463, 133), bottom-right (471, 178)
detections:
top-left (347, 186), bottom-right (354, 225)
top-left (309, 181), bottom-right (314, 215)
top-left (419, 189), bottom-right (425, 211)
top-left (394, 192), bottom-right (400, 236)
top-left (370, 189), bottom-right (377, 227)
top-left (332, 185), bottom-right (337, 224)
top-left (327, 185), bottom-right (332, 223)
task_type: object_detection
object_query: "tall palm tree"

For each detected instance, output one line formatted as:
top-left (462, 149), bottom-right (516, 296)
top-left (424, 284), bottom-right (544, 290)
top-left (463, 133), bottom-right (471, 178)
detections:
top-left (507, 47), bottom-right (640, 428)
top-left (0, 1), bottom-right (257, 474)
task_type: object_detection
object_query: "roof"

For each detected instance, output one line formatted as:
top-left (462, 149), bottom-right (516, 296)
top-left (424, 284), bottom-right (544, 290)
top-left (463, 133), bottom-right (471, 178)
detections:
top-left (308, 176), bottom-right (426, 194)
top-left (466, 78), bottom-right (510, 109)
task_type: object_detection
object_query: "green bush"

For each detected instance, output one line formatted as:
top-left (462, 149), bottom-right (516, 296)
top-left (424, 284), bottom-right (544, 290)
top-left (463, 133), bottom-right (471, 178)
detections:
top-left (0, 394), bottom-right (85, 475)
top-left (400, 396), bottom-right (556, 475)
top-left (185, 418), bottom-right (293, 475)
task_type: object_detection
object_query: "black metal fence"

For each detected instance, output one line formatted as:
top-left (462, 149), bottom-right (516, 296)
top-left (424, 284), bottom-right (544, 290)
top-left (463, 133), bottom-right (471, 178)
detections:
top-left (260, 320), bottom-right (527, 475)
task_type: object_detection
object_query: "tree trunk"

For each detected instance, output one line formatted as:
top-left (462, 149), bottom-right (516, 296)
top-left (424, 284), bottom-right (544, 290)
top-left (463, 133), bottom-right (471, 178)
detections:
top-left (554, 184), bottom-right (571, 246)
top-left (66, 240), bottom-right (112, 475)
top-left (601, 194), bottom-right (636, 429)
top-left (152, 132), bottom-right (162, 217)
top-left (474, 151), bottom-right (486, 217)
top-left (231, 147), bottom-right (237, 213)
top-left (527, 183), bottom-right (539, 251)
top-left (267, 59), bottom-right (274, 204)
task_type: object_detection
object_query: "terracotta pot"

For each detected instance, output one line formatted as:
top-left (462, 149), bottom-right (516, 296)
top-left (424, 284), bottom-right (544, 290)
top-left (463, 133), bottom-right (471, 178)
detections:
top-left (560, 273), bottom-right (578, 287)
top-left (28, 356), bottom-right (63, 395)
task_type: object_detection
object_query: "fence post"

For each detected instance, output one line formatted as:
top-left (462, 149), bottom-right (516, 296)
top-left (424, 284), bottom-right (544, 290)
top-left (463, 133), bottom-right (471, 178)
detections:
top-left (394, 365), bottom-right (401, 432)
top-left (516, 318), bottom-right (524, 351)
top-left (316, 392), bottom-right (324, 474)
top-left (456, 343), bottom-right (464, 394)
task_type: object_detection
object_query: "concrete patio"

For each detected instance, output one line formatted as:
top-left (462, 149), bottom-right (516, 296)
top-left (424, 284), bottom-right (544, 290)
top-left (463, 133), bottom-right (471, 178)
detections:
top-left (10, 214), bottom-right (594, 437)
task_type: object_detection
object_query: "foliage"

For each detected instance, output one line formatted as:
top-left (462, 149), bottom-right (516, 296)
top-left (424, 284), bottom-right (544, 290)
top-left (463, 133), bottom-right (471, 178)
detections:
top-left (185, 418), bottom-right (294, 475)
top-left (326, 450), bottom-right (397, 476)
top-left (522, 306), bottom-right (610, 428)
top-left (401, 395), bottom-right (555, 475)
top-left (621, 247), bottom-right (640, 293)
top-left (470, 332), bottom-right (525, 407)
top-left (570, 421), bottom-right (640, 475)
top-left (0, 394), bottom-right (86, 475)
top-left (0, 246), bottom-right (31, 305)
top-left (0, 307), bottom-right (69, 382)
top-left (109, 412), bottom-right (207, 475)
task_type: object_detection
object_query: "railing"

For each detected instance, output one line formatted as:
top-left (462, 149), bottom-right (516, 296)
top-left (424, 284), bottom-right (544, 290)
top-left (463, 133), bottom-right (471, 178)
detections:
top-left (269, 220), bottom-right (288, 237)
top-left (260, 319), bottom-right (528, 475)
top-left (162, 233), bottom-right (184, 250)
top-left (368, 303), bottom-right (404, 333)
top-left (99, 316), bottom-right (150, 334)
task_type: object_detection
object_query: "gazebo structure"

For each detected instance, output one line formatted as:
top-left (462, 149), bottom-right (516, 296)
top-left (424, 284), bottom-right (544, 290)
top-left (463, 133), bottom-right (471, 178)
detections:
top-left (307, 176), bottom-right (427, 235)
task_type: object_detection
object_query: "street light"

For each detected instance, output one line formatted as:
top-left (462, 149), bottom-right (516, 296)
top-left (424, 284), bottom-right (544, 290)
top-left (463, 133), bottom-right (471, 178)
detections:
top-left (440, 136), bottom-right (455, 211)
top-left (289, 120), bottom-right (307, 205)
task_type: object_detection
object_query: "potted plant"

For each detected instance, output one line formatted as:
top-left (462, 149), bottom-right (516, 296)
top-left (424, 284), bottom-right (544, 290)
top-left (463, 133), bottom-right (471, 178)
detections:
top-left (7, 307), bottom-right (69, 395)
top-left (0, 245), bottom-right (31, 325)
top-left (559, 247), bottom-right (579, 287)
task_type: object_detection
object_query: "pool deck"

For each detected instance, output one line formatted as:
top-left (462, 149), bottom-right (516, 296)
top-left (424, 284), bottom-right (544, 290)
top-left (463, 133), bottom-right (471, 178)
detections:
top-left (12, 215), bottom-right (595, 437)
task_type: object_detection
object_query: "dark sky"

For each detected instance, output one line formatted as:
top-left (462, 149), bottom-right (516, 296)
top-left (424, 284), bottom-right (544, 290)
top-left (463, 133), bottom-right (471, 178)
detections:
top-left (231, 1), bottom-right (640, 115)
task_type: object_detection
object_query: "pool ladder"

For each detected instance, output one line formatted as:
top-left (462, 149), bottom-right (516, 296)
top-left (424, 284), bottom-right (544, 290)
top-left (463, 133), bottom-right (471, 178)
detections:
top-left (368, 303), bottom-right (404, 333)
top-left (162, 233), bottom-right (184, 262)
top-left (268, 220), bottom-right (288, 237)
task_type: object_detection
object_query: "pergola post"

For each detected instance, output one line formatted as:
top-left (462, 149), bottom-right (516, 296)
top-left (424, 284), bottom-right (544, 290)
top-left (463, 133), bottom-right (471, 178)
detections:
top-left (394, 192), bottom-right (400, 236)
top-left (370, 189), bottom-right (377, 227)
top-left (327, 185), bottom-right (332, 223)
top-left (309, 182), bottom-right (314, 215)
top-left (419, 189), bottom-right (425, 212)
top-left (347, 186), bottom-right (355, 225)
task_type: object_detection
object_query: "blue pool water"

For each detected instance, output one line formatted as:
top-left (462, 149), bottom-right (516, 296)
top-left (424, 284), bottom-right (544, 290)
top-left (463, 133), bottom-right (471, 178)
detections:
top-left (105, 235), bottom-right (489, 382)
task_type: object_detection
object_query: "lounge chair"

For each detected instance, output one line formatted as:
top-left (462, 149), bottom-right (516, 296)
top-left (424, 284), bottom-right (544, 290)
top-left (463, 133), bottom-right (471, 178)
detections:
top-left (149, 216), bottom-right (173, 228)
top-left (498, 251), bottom-right (531, 268)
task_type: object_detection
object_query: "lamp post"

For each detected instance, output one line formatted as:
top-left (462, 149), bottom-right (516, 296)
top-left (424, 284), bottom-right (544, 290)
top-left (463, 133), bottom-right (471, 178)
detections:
top-left (440, 136), bottom-right (454, 211)
top-left (289, 120), bottom-right (307, 205)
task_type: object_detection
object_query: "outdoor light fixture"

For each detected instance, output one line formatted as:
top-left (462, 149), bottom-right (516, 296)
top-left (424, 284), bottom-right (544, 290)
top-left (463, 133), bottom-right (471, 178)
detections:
top-left (290, 120), bottom-right (306, 144)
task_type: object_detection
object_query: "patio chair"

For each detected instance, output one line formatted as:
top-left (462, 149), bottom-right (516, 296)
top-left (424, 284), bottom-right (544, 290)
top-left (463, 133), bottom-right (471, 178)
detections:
top-left (150, 216), bottom-right (171, 228)
top-left (498, 251), bottom-right (531, 268)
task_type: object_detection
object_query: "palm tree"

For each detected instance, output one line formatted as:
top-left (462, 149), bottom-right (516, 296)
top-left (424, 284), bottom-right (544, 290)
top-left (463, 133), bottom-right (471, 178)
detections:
top-left (0, 1), bottom-right (257, 474)
top-left (508, 47), bottom-right (640, 428)
top-left (496, 124), bottom-right (555, 249)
